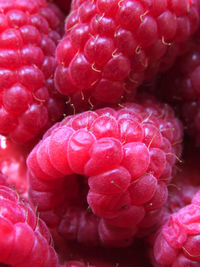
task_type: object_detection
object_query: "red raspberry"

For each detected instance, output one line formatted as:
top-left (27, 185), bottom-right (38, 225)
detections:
top-left (156, 30), bottom-right (200, 147)
top-left (151, 189), bottom-right (200, 266)
top-left (27, 95), bottom-right (183, 247)
top-left (138, 166), bottom-right (200, 239)
top-left (0, 0), bottom-right (66, 144)
top-left (147, 146), bottom-right (200, 266)
top-left (0, 183), bottom-right (59, 266)
top-left (54, 0), bottom-right (200, 108)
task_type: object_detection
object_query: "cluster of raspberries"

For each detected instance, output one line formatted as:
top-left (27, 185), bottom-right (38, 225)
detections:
top-left (1, 0), bottom-right (200, 266)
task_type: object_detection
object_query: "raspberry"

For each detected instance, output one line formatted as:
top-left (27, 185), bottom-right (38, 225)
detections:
top-left (151, 189), bottom-right (200, 266)
top-left (147, 147), bottom-right (200, 266)
top-left (55, 0), bottom-right (200, 108)
top-left (167, 154), bottom-right (200, 215)
top-left (156, 30), bottom-right (200, 147)
top-left (0, 183), bottom-right (58, 266)
top-left (0, 0), bottom-right (66, 144)
top-left (27, 94), bottom-right (183, 247)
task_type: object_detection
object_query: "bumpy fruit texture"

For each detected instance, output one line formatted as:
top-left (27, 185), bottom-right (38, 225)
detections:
top-left (27, 94), bottom-right (183, 247)
top-left (0, 183), bottom-right (58, 266)
top-left (147, 146), bottom-right (200, 248)
top-left (151, 189), bottom-right (200, 267)
top-left (157, 29), bottom-right (200, 147)
top-left (0, 0), bottom-right (65, 144)
top-left (55, 0), bottom-right (200, 108)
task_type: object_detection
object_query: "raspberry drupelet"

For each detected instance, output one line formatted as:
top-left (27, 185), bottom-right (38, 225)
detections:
top-left (27, 94), bottom-right (183, 247)
top-left (0, 0), bottom-right (65, 144)
top-left (147, 146), bottom-right (200, 267)
top-left (151, 189), bottom-right (200, 267)
top-left (0, 181), bottom-right (59, 266)
top-left (55, 0), bottom-right (200, 108)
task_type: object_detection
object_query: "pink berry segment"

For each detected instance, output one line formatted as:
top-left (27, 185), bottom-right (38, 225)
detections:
top-left (0, 0), bottom-right (65, 144)
top-left (151, 189), bottom-right (200, 266)
top-left (147, 146), bottom-right (200, 267)
top-left (55, 0), bottom-right (200, 108)
top-left (0, 182), bottom-right (58, 266)
top-left (27, 94), bottom-right (183, 247)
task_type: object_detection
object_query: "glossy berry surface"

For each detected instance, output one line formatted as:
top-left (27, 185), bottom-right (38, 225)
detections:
top-left (147, 146), bottom-right (200, 267)
top-left (55, 0), bottom-right (200, 108)
top-left (0, 0), bottom-right (65, 144)
top-left (152, 189), bottom-right (200, 267)
top-left (0, 182), bottom-right (58, 266)
top-left (27, 94), bottom-right (183, 247)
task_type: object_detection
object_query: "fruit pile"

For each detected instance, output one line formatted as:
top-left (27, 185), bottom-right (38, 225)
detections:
top-left (1, 0), bottom-right (200, 266)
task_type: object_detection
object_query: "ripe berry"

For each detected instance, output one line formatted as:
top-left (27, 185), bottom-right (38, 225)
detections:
top-left (147, 146), bottom-right (200, 266)
top-left (157, 30), bottom-right (200, 147)
top-left (152, 190), bottom-right (200, 266)
top-left (55, 0), bottom-right (200, 108)
top-left (27, 94), bottom-right (183, 247)
top-left (0, 0), bottom-right (65, 144)
top-left (0, 183), bottom-right (58, 266)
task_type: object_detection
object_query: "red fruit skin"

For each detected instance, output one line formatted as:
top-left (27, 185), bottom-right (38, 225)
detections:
top-left (147, 145), bottom-right (200, 267)
top-left (27, 94), bottom-right (183, 247)
top-left (55, 0), bottom-right (200, 109)
top-left (151, 198), bottom-right (200, 267)
top-left (0, 0), bottom-right (66, 144)
top-left (0, 183), bottom-right (58, 266)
